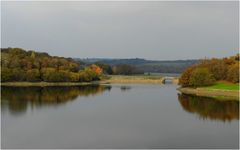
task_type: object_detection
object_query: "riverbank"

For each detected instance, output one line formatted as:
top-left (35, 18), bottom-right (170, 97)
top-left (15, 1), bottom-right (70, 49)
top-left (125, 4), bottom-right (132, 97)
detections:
top-left (103, 75), bottom-right (166, 84)
top-left (1, 75), bottom-right (180, 86)
top-left (178, 86), bottom-right (239, 101)
top-left (1, 81), bottom-right (103, 87)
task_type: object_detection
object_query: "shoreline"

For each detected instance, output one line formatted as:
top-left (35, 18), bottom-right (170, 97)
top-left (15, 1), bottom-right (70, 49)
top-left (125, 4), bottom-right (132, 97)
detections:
top-left (103, 75), bottom-right (179, 84)
top-left (0, 80), bottom-right (167, 86)
top-left (177, 87), bottom-right (239, 101)
top-left (1, 81), bottom-right (104, 87)
top-left (2, 80), bottom-right (239, 101)
top-left (0, 75), bottom-right (179, 86)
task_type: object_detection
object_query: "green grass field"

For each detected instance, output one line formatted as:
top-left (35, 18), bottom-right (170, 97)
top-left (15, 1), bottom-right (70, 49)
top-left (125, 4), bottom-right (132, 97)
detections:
top-left (206, 82), bottom-right (239, 91)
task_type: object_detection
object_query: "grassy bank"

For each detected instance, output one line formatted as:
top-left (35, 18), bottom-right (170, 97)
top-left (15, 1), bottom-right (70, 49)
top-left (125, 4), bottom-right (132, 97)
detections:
top-left (205, 82), bottom-right (239, 90)
top-left (103, 75), bottom-right (165, 84)
top-left (1, 81), bottom-right (103, 87)
top-left (178, 82), bottom-right (239, 101)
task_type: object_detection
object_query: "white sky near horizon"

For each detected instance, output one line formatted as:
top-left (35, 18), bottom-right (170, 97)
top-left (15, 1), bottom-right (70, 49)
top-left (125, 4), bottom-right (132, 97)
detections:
top-left (1, 1), bottom-right (239, 60)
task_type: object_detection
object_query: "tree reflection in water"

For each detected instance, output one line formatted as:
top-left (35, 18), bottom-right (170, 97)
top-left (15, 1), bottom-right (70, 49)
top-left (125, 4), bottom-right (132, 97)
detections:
top-left (1, 85), bottom-right (111, 115)
top-left (178, 94), bottom-right (239, 122)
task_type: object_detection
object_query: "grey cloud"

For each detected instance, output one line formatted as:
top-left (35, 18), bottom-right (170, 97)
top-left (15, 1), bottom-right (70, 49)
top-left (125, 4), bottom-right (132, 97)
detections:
top-left (1, 1), bottom-right (238, 60)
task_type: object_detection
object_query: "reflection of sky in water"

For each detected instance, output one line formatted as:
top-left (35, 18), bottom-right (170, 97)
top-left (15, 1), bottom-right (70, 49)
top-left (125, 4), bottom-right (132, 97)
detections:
top-left (1, 84), bottom-right (239, 149)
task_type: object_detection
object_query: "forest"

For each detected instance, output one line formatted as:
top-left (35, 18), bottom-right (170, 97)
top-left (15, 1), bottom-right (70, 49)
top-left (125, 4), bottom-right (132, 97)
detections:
top-left (1, 48), bottom-right (145, 82)
top-left (179, 54), bottom-right (239, 87)
top-left (1, 48), bottom-right (103, 82)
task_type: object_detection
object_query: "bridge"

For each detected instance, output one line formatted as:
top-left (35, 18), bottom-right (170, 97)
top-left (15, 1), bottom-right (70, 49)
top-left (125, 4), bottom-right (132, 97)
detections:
top-left (162, 76), bottom-right (179, 84)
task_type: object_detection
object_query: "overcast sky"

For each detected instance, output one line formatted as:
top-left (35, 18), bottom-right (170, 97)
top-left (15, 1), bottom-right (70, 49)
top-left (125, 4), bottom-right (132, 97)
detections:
top-left (1, 1), bottom-right (239, 60)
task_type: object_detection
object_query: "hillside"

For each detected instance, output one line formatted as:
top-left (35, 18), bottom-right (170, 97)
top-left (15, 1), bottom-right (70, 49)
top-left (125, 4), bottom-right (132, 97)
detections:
top-left (76, 58), bottom-right (200, 73)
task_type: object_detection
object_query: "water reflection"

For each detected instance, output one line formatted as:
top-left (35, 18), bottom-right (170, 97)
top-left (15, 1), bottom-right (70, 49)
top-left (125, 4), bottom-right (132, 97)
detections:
top-left (120, 86), bottom-right (131, 91)
top-left (1, 85), bottom-right (111, 115)
top-left (178, 94), bottom-right (239, 122)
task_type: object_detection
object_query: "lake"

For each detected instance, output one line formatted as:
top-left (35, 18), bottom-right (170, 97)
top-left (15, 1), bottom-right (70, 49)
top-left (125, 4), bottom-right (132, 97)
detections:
top-left (1, 84), bottom-right (239, 149)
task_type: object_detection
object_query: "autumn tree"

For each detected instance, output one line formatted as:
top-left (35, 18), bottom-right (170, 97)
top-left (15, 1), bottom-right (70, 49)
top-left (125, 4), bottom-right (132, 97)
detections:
top-left (200, 59), bottom-right (227, 80)
top-left (179, 54), bottom-right (239, 87)
top-left (179, 65), bottom-right (197, 87)
top-left (189, 68), bottom-right (216, 87)
top-left (1, 48), bottom-right (100, 83)
top-left (95, 63), bottom-right (113, 75)
top-left (226, 63), bottom-right (239, 83)
top-left (89, 64), bottom-right (103, 75)
top-left (26, 69), bottom-right (41, 82)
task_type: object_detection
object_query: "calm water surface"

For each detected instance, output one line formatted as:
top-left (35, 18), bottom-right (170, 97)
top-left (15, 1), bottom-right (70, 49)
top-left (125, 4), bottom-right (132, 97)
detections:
top-left (1, 84), bottom-right (239, 149)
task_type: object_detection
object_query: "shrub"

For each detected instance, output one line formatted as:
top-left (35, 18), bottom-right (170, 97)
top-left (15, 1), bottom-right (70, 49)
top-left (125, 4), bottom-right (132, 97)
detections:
top-left (226, 63), bottom-right (239, 83)
top-left (189, 68), bottom-right (216, 87)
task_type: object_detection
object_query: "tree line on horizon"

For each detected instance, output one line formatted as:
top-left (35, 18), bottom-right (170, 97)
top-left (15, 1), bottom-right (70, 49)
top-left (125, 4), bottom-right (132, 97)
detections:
top-left (1, 48), bottom-right (143, 82)
top-left (179, 54), bottom-right (239, 87)
top-left (95, 63), bottom-right (144, 75)
top-left (78, 58), bottom-right (199, 74)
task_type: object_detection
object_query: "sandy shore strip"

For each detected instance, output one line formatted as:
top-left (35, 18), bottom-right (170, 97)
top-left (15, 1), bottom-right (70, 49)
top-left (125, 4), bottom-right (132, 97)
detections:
top-left (178, 87), bottom-right (239, 101)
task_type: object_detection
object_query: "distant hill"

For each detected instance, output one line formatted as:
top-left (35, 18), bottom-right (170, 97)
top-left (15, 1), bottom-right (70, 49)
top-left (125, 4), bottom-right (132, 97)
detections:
top-left (76, 58), bottom-right (147, 65)
top-left (75, 58), bottom-right (200, 73)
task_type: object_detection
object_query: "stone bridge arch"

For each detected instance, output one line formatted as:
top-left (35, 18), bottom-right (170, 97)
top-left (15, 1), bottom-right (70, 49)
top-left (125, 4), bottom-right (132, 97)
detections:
top-left (162, 76), bottom-right (179, 84)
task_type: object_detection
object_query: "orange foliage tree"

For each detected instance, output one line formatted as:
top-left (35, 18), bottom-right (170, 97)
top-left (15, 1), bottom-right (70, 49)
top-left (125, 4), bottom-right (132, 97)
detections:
top-left (89, 64), bottom-right (103, 75)
top-left (179, 54), bottom-right (239, 87)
